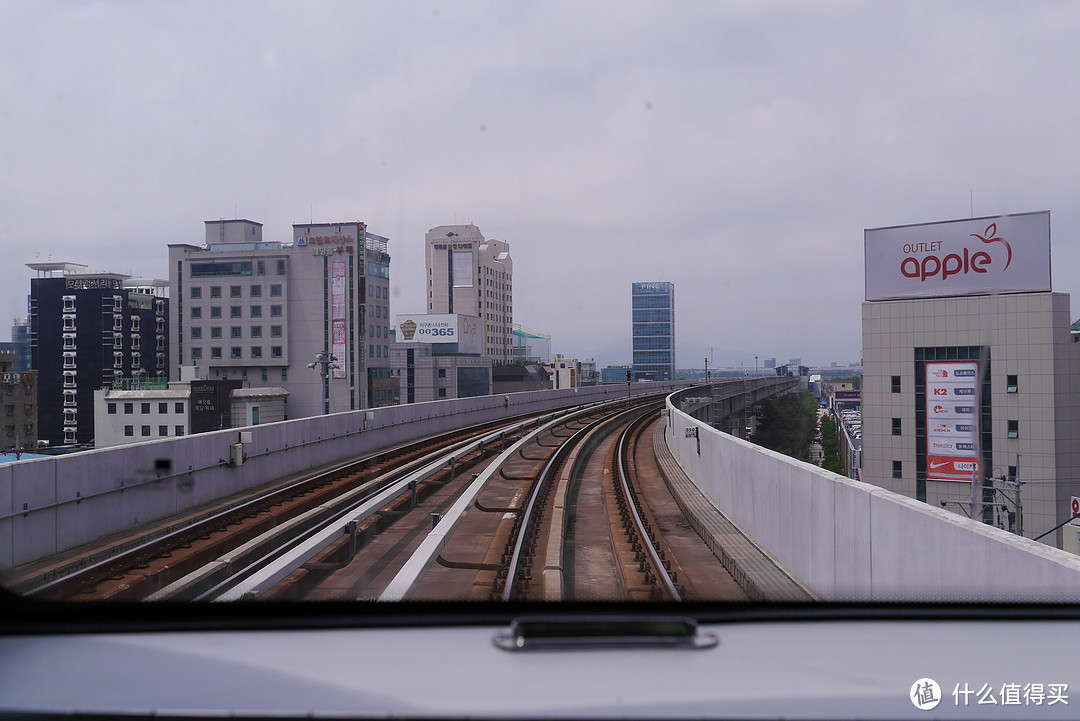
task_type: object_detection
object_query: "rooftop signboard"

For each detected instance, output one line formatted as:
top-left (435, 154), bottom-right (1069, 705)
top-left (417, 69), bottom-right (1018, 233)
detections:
top-left (395, 314), bottom-right (482, 355)
top-left (864, 211), bottom-right (1050, 301)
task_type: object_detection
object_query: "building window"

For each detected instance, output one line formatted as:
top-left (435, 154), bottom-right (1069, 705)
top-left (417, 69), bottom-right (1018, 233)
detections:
top-left (211, 347), bottom-right (222, 359)
top-left (63, 334), bottom-right (76, 349)
top-left (270, 325), bottom-right (282, 337)
top-left (175, 425), bottom-right (185, 436)
top-left (108, 402), bottom-right (116, 415)
top-left (251, 326), bottom-right (262, 338)
top-left (438, 368), bottom-right (446, 378)
top-left (251, 347), bottom-right (262, 359)
top-left (190, 287), bottom-right (202, 299)
top-left (892, 418), bottom-right (901, 435)
top-left (141, 402), bottom-right (150, 414)
top-left (891, 375), bottom-right (901, 393)
top-left (113, 351), bottom-right (124, 368)
top-left (124, 425), bottom-right (134, 437)
top-left (141, 425), bottom-right (151, 437)
top-left (156, 425), bottom-right (166, 436)
top-left (191, 347), bottom-right (202, 361)
top-left (63, 353), bottom-right (76, 368)
top-left (63, 315), bottom-right (76, 331)
top-left (62, 295), bottom-right (75, 311)
top-left (250, 305), bottom-right (262, 318)
top-left (190, 307), bottom-right (202, 319)
top-left (230, 306), bottom-right (242, 318)
top-left (191, 327), bottom-right (202, 339)
top-left (124, 402), bottom-right (133, 414)
top-left (229, 286), bottom-right (242, 298)
top-left (276, 259), bottom-right (285, 275)
top-left (270, 284), bottom-right (282, 297)
top-left (1007, 420), bottom-right (1019, 439)
top-left (281, 368), bottom-right (287, 381)
top-left (210, 327), bottom-right (222, 339)
top-left (271, 346), bottom-right (282, 358)
top-left (270, 305), bottom-right (282, 317)
top-left (131, 336), bottom-right (140, 350)
top-left (892, 461), bottom-right (902, 479)
top-left (250, 285), bottom-right (262, 297)
top-left (231, 347), bottom-right (242, 359)
top-left (158, 402), bottom-right (168, 414)
top-left (210, 286), bottom-right (221, 298)
top-left (210, 306), bottom-right (222, 318)
top-left (261, 368), bottom-right (268, 381)
top-left (175, 402), bottom-right (184, 413)
top-left (63, 371), bottom-right (76, 387)
top-left (1006, 374), bottom-right (1018, 393)
top-left (131, 352), bottom-right (140, 366)
top-left (257, 260), bottom-right (265, 276)
top-left (230, 326), bottom-right (242, 339)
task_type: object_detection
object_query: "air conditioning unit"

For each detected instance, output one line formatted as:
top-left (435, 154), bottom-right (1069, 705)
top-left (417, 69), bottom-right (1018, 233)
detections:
top-left (229, 442), bottom-right (244, 467)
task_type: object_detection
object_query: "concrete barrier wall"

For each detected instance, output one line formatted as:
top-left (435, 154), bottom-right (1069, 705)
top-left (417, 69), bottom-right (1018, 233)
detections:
top-left (0, 382), bottom-right (688, 571)
top-left (666, 388), bottom-right (1080, 601)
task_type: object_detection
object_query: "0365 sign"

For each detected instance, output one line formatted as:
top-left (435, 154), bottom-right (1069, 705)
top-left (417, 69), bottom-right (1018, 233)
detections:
top-left (865, 211), bottom-right (1050, 301)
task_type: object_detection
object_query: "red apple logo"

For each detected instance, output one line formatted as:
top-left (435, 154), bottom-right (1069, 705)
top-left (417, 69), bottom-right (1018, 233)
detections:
top-left (970, 223), bottom-right (1012, 270)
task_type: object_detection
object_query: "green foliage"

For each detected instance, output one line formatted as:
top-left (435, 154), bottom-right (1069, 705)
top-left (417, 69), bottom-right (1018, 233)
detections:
top-left (818, 414), bottom-right (844, 474)
top-left (750, 391), bottom-right (818, 461)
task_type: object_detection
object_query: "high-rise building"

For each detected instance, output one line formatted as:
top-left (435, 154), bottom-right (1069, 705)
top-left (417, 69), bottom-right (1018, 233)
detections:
top-left (168, 219), bottom-right (391, 418)
top-left (425, 225), bottom-right (513, 361)
top-left (631, 281), bottom-right (675, 381)
top-left (862, 211), bottom-right (1080, 549)
top-left (0, 315), bottom-right (32, 372)
top-left (27, 262), bottom-right (169, 447)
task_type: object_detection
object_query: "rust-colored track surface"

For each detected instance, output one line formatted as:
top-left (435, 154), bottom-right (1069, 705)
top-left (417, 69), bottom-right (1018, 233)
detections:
top-left (7, 417), bottom-right (532, 601)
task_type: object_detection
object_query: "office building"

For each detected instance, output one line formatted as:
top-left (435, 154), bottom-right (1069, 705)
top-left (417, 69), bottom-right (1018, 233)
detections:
top-left (169, 220), bottom-right (391, 419)
top-left (0, 349), bottom-right (37, 452)
top-left (425, 225), bottom-right (512, 361)
top-left (0, 316), bottom-right (32, 372)
top-left (27, 263), bottom-right (169, 447)
top-left (631, 281), bottom-right (675, 381)
top-left (389, 313), bottom-right (490, 403)
top-left (862, 211), bottom-right (1080, 548)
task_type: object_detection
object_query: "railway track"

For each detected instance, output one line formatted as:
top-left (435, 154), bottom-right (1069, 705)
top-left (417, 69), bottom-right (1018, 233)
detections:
top-left (18, 410), bottom-right (577, 601)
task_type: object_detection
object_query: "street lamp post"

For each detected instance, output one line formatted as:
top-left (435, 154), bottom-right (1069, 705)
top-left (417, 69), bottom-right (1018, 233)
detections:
top-left (308, 350), bottom-right (340, 415)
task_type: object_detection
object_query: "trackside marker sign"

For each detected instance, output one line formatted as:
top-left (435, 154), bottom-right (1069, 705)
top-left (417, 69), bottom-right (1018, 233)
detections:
top-left (865, 211), bottom-right (1050, 301)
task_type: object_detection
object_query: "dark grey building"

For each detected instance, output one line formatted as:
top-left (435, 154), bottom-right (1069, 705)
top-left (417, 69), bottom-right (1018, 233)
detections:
top-left (27, 262), bottom-right (169, 447)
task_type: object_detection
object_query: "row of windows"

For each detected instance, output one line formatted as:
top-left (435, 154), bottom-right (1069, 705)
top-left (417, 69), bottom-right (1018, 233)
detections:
top-left (191, 346), bottom-right (283, 361)
top-left (631, 309), bottom-right (671, 323)
top-left (108, 402), bottom-right (185, 415)
top-left (369, 344), bottom-right (388, 358)
top-left (631, 295), bottom-right (673, 309)
top-left (190, 305), bottom-right (282, 319)
top-left (63, 316), bottom-right (164, 333)
top-left (191, 325), bottom-right (283, 340)
top-left (4, 424), bottom-right (33, 437)
top-left (190, 284), bottom-right (283, 299)
top-left (3, 404), bottom-right (33, 416)
top-left (124, 425), bottom-right (185, 437)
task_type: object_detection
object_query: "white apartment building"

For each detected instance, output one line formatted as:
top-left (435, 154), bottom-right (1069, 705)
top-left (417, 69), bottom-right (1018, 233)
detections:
top-left (862, 211), bottom-right (1080, 549)
top-left (168, 219), bottom-right (391, 419)
top-left (425, 225), bottom-right (512, 361)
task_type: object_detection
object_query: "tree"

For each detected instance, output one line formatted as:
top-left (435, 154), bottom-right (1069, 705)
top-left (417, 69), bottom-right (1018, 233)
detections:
top-left (751, 391), bottom-right (818, 461)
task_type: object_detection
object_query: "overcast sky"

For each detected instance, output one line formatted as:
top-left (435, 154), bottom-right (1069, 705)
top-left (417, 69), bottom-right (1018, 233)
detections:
top-left (2, 1), bottom-right (1079, 368)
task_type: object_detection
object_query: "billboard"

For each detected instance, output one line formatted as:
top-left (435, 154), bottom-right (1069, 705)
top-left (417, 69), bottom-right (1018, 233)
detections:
top-left (865, 211), bottom-right (1050, 301)
top-left (331, 261), bottom-right (347, 379)
top-left (395, 314), bottom-right (482, 354)
top-left (925, 361), bottom-right (980, 481)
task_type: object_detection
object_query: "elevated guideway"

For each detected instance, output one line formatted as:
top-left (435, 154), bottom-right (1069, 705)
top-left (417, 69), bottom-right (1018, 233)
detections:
top-left (666, 385), bottom-right (1080, 601)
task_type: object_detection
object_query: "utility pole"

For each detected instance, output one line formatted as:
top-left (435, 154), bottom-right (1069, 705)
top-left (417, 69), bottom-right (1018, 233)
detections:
top-left (308, 350), bottom-right (340, 415)
top-left (704, 356), bottom-right (709, 384)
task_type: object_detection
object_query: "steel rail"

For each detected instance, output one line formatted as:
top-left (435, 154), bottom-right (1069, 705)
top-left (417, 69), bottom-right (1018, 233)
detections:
top-left (615, 409), bottom-right (682, 601)
top-left (215, 403), bottom-right (610, 601)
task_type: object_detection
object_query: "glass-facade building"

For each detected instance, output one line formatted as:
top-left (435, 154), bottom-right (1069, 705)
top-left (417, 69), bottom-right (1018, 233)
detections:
top-left (631, 281), bottom-right (675, 381)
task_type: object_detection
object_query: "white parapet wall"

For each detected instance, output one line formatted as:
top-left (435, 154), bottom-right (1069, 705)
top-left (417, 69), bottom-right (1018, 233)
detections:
top-left (0, 382), bottom-right (688, 572)
top-left (666, 389), bottom-right (1080, 601)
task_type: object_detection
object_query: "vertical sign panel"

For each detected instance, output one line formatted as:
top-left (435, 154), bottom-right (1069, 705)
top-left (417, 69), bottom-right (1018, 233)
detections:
top-left (925, 361), bottom-right (980, 481)
top-left (331, 261), bottom-right (347, 379)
